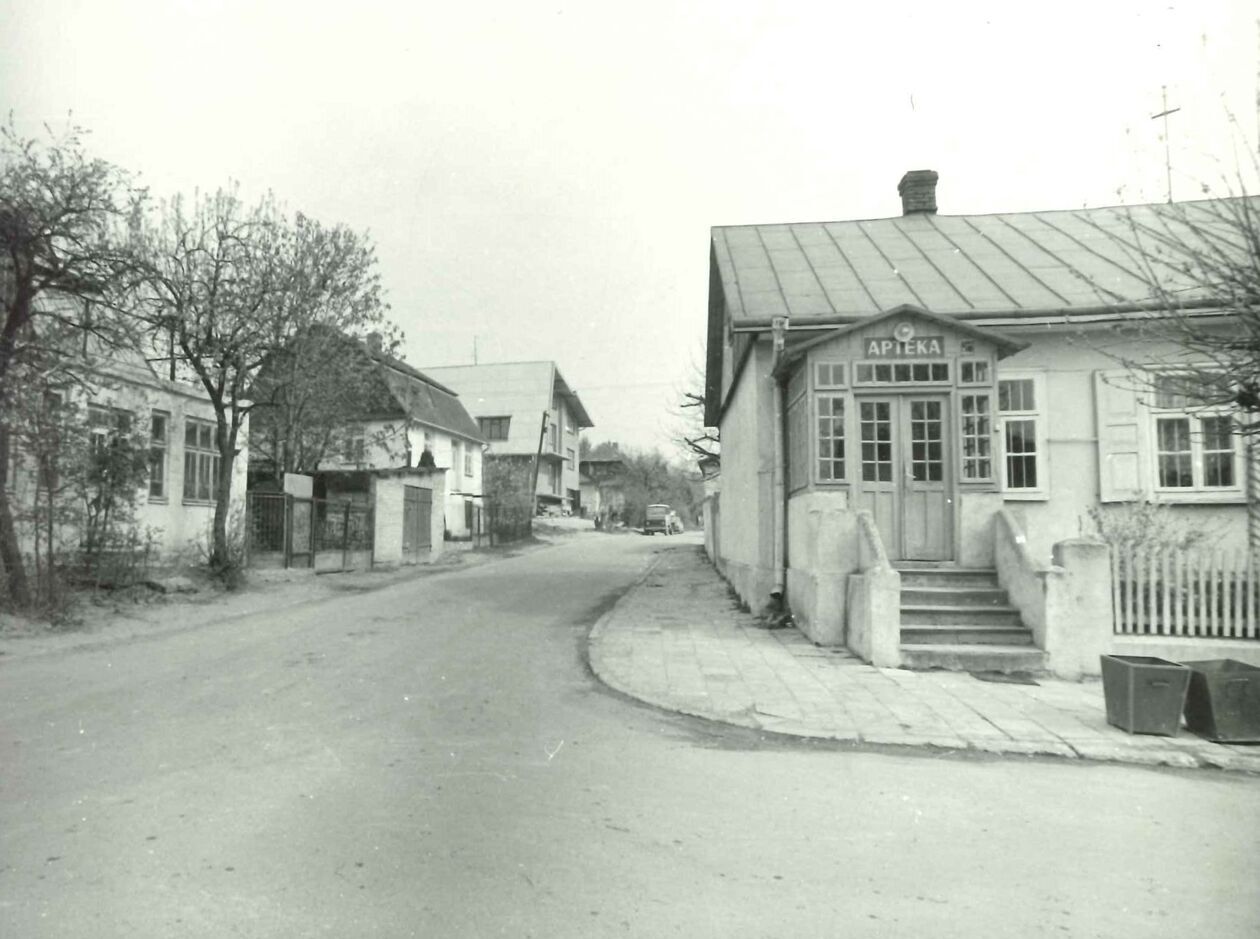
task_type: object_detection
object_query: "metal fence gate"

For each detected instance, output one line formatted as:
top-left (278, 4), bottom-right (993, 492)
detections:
top-left (247, 492), bottom-right (374, 571)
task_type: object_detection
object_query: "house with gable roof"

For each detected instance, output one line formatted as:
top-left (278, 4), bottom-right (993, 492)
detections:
top-left (310, 335), bottom-right (487, 539)
top-left (706, 170), bottom-right (1257, 677)
top-left (422, 361), bottom-right (594, 515)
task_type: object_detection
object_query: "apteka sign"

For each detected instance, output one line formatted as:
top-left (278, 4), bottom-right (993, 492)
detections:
top-left (864, 336), bottom-right (945, 358)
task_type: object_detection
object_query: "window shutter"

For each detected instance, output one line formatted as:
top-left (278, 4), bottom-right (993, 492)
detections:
top-left (1094, 370), bottom-right (1148, 502)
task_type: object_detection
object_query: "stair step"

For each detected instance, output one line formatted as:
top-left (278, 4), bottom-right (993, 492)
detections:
top-left (898, 643), bottom-right (1048, 674)
top-left (901, 624), bottom-right (1035, 646)
top-left (901, 586), bottom-right (1011, 607)
top-left (897, 568), bottom-right (1000, 589)
top-left (899, 604), bottom-right (1025, 627)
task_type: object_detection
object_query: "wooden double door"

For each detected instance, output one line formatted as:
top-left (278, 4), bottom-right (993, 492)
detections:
top-left (853, 394), bottom-right (954, 561)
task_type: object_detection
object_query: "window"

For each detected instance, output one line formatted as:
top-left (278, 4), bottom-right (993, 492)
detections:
top-left (959, 394), bottom-right (992, 481)
top-left (451, 439), bottom-right (461, 472)
top-left (959, 360), bottom-right (992, 385)
top-left (342, 426), bottom-right (365, 464)
top-left (478, 416), bottom-right (510, 441)
top-left (817, 394), bottom-right (846, 481)
top-left (88, 404), bottom-right (131, 456)
top-left (149, 411), bottom-right (169, 499)
top-left (464, 447), bottom-right (474, 477)
top-left (859, 401), bottom-right (892, 482)
top-left (997, 374), bottom-right (1046, 496)
top-left (548, 421), bottom-right (559, 452)
top-left (183, 418), bottom-right (219, 502)
top-left (854, 361), bottom-right (949, 385)
top-left (1150, 376), bottom-right (1238, 491)
top-left (566, 448), bottom-right (575, 470)
top-left (814, 362), bottom-right (846, 389)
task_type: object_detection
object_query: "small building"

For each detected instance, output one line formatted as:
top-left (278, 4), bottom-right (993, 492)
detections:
top-left (256, 334), bottom-right (486, 541)
top-left (579, 458), bottom-right (626, 524)
top-left (422, 361), bottom-right (594, 515)
top-left (5, 342), bottom-right (249, 566)
top-left (706, 170), bottom-right (1256, 675)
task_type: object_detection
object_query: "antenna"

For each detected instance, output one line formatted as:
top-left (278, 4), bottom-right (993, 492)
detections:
top-left (1150, 85), bottom-right (1181, 203)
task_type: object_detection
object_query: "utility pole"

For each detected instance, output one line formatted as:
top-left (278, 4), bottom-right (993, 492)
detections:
top-left (473, 335), bottom-right (478, 365)
top-left (1150, 85), bottom-right (1181, 203)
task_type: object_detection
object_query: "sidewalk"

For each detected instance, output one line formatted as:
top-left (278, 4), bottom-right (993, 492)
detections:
top-left (589, 544), bottom-right (1260, 774)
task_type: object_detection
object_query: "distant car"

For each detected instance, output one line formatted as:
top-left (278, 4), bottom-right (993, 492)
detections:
top-left (666, 512), bottom-right (683, 534)
top-left (644, 504), bottom-right (671, 535)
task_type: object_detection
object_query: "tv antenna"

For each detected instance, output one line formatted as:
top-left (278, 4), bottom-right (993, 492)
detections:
top-left (1150, 85), bottom-right (1181, 203)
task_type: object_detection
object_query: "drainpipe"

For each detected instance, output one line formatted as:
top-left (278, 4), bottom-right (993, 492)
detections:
top-left (770, 316), bottom-right (789, 605)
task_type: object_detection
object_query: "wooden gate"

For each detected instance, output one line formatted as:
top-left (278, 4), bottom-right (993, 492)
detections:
top-left (402, 485), bottom-right (432, 563)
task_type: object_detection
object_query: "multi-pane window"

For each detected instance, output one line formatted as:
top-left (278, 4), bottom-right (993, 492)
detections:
top-left (183, 418), bottom-right (219, 502)
top-left (908, 400), bottom-right (944, 482)
top-left (959, 360), bottom-right (992, 385)
top-left (478, 416), bottom-right (510, 441)
top-left (150, 411), bottom-right (169, 499)
top-left (960, 394), bottom-right (992, 480)
top-left (854, 361), bottom-right (949, 385)
top-left (859, 401), bottom-right (893, 482)
top-left (814, 363), bottom-right (846, 389)
top-left (566, 447), bottom-right (575, 470)
top-left (817, 395), bottom-right (846, 481)
top-left (1153, 413), bottom-right (1236, 490)
top-left (342, 426), bottom-right (365, 464)
top-left (451, 439), bottom-right (461, 473)
top-left (998, 377), bottom-right (1042, 492)
top-left (548, 421), bottom-right (559, 452)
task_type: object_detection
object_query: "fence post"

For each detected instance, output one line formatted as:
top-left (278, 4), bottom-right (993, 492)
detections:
top-left (342, 502), bottom-right (350, 571)
top-left (283, 493), bottom-right (292, 570)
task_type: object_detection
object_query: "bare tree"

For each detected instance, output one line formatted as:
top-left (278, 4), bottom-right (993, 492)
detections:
top-left (0, 118), bottom-right (144, 607)
top-left (130, 191), bottom-right (395, 575)
top-left (669, 356), bottom-right (719, 467)
top-left (245, 215), bottom-right (394, 477)
top-left (1099, 192), bottom-right (1260, 548)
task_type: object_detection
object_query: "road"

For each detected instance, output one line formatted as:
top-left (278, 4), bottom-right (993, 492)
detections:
top-left (2, 532), bottom-right (1258, 937)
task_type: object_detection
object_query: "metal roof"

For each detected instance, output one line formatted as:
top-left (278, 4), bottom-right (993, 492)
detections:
top-left (711, 197), bottom-right (1259, 324)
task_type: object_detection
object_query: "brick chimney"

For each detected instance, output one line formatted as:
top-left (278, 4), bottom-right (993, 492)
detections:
top-left (898, 170), bottom-right (939, 215)
top-left (366, 331), bottom-right (383, 355)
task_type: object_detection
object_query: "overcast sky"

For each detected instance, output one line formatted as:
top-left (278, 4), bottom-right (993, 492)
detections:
top-left (3, 1), bottom-right (1256, 455)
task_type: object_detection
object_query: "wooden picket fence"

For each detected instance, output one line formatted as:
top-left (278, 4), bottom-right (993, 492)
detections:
top-left (1111, 546), bottom-right (1260, 639)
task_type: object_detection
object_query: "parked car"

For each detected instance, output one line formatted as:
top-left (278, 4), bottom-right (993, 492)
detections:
top-left (644, 504), bottom-right (671, 535)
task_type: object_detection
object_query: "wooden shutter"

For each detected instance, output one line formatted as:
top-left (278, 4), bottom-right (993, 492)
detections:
top-left (1094, 370), bottom-right (1148, 502)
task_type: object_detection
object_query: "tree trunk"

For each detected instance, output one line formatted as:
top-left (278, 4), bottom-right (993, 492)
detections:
top-left (0, 427), bottom-right (32, 608)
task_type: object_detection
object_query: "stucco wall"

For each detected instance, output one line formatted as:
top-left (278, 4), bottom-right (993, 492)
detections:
top-left (371, 471), bottom-right (444, 566)
top-left (785, 489), bottom-right (858, 644)
top-left (998, 326), bottom-right (1248, 564)
top-left (715, 341), bottom-right (778, 612)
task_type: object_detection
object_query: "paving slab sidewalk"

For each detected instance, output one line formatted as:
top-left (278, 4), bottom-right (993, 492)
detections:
top-left (589, 544), bottom-right (1260, 774)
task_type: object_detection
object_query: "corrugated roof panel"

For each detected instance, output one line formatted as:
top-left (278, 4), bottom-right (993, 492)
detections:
top-left (712, 196), bottom-right (1256, 324)
top-left (766, 248), bottom-right (815, 273)
top-left (757, 227), bottom-right (799, 251)
top-left (740, 289), bottom-right (790, 318)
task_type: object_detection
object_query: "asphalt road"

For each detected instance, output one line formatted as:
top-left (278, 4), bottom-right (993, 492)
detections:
top-left (2, 532), bottom-right (1258, 937)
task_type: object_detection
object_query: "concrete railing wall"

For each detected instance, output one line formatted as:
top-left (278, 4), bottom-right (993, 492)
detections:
top-left (845, 510), bottom-right (901, 668)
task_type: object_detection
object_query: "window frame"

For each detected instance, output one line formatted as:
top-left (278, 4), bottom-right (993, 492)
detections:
top-left (996, 371), bottom-right (1048, 500)
top-left (958, 392), bottom-right (994, 483)
top-left (1148, 376), bottom-right (1243, 497)
top-left (149, 410), bottom-right (169, 500)
top-left (182, 417), bottom-right (220, 504)
top-left (853, 360), bottom-right (951, 387)
top-left (816, 392), bottom-right (848, 484)
top-left (477, 416), bottom-right (511, 441)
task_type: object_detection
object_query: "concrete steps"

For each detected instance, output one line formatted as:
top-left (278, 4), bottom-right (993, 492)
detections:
top-left (895, 565), bottom-right (1046, 674)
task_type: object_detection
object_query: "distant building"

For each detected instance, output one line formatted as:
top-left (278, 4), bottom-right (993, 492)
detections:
top-left (422, 362), bottom-right (594, 515)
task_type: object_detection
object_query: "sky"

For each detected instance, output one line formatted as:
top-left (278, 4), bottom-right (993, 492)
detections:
top-left (3, 1), bottom-right (1257, 457)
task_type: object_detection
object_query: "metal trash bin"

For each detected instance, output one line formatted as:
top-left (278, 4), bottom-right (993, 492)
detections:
top-left (1100, 655), bottom-right (1191, 736)
top-left (1181, 659), bottom-right (1260, 744)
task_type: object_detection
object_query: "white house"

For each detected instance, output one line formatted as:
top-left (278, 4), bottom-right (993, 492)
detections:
top-left (315, 339), bottom-right (486, 539)
top-left (422, 361), bottom-right (593, 515)
top-left (705, 170), bottom-right (1258, 676)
